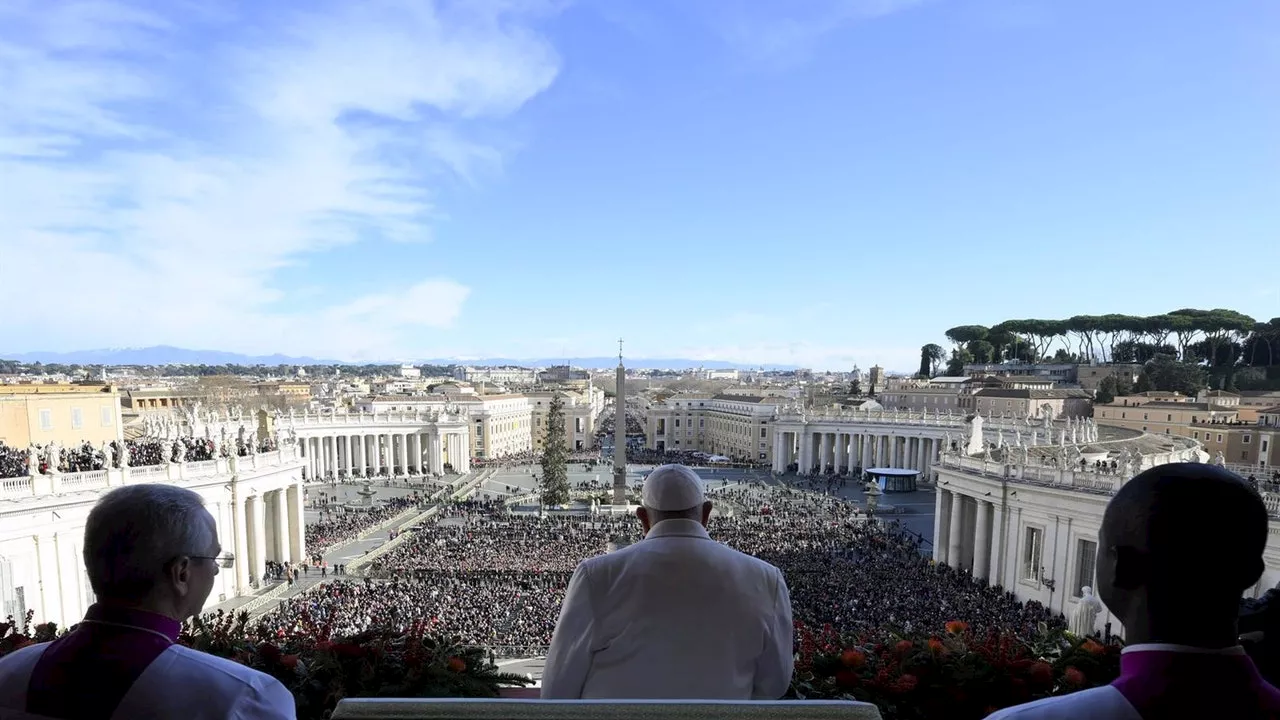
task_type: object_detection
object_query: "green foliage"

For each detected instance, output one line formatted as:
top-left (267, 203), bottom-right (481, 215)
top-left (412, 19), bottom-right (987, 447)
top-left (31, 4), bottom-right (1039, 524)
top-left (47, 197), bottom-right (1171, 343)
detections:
top-left (1139, 354), bottom-right (1207, 396)
top-left (935, 309), bottom-right (1267, 366)
top-left (850, 378), bottom-right (863, 397)
top-left (1095, 376), bottom-right (1118, 404)
top-left (538, 394), bottom-right (571, 506)
top-left (945, 326), bottom-right (990, 347)
top-left (918, 344), bottom-right (945, 378)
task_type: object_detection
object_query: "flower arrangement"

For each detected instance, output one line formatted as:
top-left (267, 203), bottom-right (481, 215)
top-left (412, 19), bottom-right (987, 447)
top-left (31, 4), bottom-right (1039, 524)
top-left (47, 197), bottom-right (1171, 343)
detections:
top-left (1, 610), bottom-right (530, 720)
top-left (790, 621), bottom-right (1122, 719)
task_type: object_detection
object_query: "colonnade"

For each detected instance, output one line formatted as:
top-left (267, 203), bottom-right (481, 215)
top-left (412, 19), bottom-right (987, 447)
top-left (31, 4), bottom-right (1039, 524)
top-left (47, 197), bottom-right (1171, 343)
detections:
top-left (229, 482), bottom-right (306, 592)
top-left (297, 430), bottom-right (469, 480)
top-left (771, 429), bottom-right (939, 478)
top-left (933, 488), bottom-right (998, 581)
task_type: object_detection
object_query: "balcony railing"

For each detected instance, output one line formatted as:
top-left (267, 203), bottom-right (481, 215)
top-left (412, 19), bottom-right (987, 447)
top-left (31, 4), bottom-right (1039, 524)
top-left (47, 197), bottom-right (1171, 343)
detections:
top-left (0, 445), bottom-right (302, 500)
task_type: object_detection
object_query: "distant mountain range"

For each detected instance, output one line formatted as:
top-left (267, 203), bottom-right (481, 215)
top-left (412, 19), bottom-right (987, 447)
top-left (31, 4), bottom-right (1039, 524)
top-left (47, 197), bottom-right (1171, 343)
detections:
top-left (0, 346), bottom-right (799, 371)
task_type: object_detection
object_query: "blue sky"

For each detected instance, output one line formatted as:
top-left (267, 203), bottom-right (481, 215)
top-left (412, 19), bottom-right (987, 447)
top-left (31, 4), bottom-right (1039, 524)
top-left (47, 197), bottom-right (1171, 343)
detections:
top-left (1, 0), bottom-right (1276, 371)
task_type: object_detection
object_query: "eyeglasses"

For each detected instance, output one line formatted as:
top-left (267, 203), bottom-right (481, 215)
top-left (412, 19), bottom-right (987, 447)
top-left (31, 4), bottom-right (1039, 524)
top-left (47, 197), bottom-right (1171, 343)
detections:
top-left (189, 553), bottom-right (235, 569)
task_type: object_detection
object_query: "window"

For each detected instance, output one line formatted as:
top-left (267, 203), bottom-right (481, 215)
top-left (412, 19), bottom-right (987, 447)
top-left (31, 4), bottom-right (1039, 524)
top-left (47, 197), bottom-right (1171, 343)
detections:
top-left (101, 406), bottom-right (113, 427)
top-left (1167, 414), bottom-right (1173, 422)
top-left (761, 427), bottom-right (767, 438)
top-left (1074, 540), bottom-right (1097, 597)
top-left (675, 419), bottom-right (681, 428)
top-left (1022, 527), bottom-right (1044, 582)
top-left (39, 409), bottom-right (52, 431)
top-left (1143, 413), bottom-right (1148, 420)
top-left (71, 408), bottom-right (83, 429)
top-left (1121, 412), bottom-right (1126, 419)
top-left (1244, 435), bottom-right (1251, 444)
top-left (1194, 432), bottom-right (1199, 440)
top-left (1218, 434), bottom-right (1224, 443)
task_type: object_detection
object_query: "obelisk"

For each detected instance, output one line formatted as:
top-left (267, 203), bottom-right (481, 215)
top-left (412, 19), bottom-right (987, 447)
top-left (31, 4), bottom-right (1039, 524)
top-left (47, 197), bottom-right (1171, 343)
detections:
top-left (612, 339), bottom-right (628, 505)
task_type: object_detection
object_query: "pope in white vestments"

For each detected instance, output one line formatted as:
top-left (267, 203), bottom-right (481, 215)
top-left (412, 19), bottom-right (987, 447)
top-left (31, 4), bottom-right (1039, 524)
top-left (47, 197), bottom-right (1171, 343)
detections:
top-left (541, 464), bottom-right (794, 699)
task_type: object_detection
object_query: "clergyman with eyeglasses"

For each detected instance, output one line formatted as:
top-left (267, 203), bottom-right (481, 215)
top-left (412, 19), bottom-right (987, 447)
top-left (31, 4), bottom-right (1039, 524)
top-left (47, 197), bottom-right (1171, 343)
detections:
top-left (0, 484), bottom-right (294, 719)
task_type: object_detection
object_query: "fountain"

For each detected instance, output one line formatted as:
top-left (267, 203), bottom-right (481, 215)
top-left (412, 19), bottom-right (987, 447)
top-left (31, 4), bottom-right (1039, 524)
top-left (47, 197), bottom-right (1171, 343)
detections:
top-left (347, 481), bottom-right (381, 511)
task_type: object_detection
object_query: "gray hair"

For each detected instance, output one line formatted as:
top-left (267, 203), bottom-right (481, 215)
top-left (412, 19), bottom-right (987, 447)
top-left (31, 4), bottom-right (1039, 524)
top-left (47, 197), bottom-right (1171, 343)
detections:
top-left (83, 484), bottom-right (215, 600)
top-left (645, 503), bottom-right (707, 524)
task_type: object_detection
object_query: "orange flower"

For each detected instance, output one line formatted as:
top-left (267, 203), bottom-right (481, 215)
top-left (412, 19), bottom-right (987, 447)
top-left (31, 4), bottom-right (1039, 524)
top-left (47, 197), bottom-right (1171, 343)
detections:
top-left (447, 656), bottom-right (467, 673)
top-left (1063, 666), bottom-right (1085, 686)
top-left (1081, 639), bottom-right (1104, 656)
top-left (835, 669), bottom-right (860, 689)
top-left (895, 640), bottom-right (913, 654)
top-left (945, 620), bottom-right (969, 634)
top-left (840, 649), bottom-right (866, 669)
top-left (1028, 661), bottom-right (1053, 685)
top-left (927, 637), bottom-right (945, 654)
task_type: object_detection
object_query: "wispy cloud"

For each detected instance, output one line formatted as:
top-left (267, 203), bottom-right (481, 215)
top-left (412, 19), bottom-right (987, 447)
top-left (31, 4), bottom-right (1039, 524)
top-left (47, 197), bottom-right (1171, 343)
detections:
top-left (0, 0), bottom-right (560, 360)
top-left (710, 0), bottom-right (930, 68)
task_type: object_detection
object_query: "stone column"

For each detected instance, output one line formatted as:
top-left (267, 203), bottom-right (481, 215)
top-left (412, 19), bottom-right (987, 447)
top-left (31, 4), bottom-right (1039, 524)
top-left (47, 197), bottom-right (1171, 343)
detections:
top-left (327, 436), bottom-right (336, 478)
top-left (247, 494), bottom-right (266, 586)
top-left (429, 433), bottom-right (443, 475)
top-left (934, 489), bottom-right (951, 564)
top-left (271, 490), bottom-right (287, 562)
top-left (974, 500), bottom-right (992, 582)
top-left (947, 492), bottom-right (965, 570)
top-left (287, 483), bottom-right (305, 563)
top-left (818, 433), bottom-right (831, 473)
top-left (862, 434), bottom-right (872, 469)
top-left (232, 489), bottom-right (249, 593)
top-left (772, 432), bottom-right (785, 473)
top-left (409, 433), bottom-right (420, 474)
top-left (914, 438), bottom-right (924, 471)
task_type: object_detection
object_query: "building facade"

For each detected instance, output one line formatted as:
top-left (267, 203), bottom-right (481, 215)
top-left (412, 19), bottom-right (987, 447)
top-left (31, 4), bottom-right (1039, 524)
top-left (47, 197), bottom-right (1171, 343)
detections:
top-left (452, 366), bottom-right (538, 385)
top-left (972, 388), bottom-right (1093, 419)
top-left (0, 384), bottom-right (124, 449)
top-left (0, 447), bottom-right (305, 631)
top-left (928, 436), bottom-right (1280, 640)
top-left (528, 387), bottom-right (606, 452)
top-left (878, 377), bottom-right (968, 413)
top-left (644, 394), bottom-right (779, 462)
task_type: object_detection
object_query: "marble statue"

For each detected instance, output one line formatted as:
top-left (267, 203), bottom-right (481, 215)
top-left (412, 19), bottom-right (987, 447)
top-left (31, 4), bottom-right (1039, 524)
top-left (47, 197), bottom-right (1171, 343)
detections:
top-left (1030, 430), bottom-right (1039, 446)
top-left (1070, 425), bottom-right (1078, 444)
top-left (1129, 452), bottom-right (1143, 477)
top-left (119, 441), bottom-right (130, 468)
top-left (1059, 429), bottom-right (1067, 447)
top-left (159, 441), bottom-right (171, 464)
top-left (26, 445), bottom-right (40, 476)
top-left (101, 441), bottom-right (115, 468)
top-left (982, 444), bottom-right (993, 462)
top-left (996, 428), bottom-right (1005, 448)
top-left (288, 427), bottom-right (298, 445)
top-left (1015, 430), bottom-right (1023, 447)
top-left (943, 431), bottom-right (953, 452)
top-left (173, 441), bottom-right (185, 463)
top-left (1018, 444), bottom-right (1030, 467)
top-left (44, 442), bottom-right (61, 473)
top-left (237, 424), bottom-right (246, 444)
top-left (1213, 451), bottom-right (1226, 467)
top-left (1071, 586), bottom-right (1103, 637)
top-left (1057, 444), bottom-right (1070, 466)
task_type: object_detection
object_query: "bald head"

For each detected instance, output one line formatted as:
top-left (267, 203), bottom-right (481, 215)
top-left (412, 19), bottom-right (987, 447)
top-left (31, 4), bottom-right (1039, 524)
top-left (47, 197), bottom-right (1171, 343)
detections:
top-left (1098, 463), bottom-right (1268, 643)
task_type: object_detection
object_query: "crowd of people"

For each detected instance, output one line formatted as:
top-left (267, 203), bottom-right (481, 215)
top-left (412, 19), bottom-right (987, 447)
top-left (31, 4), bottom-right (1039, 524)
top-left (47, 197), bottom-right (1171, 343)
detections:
top-left (304, 493), bottom-right (423, 556)
top-left (0, 436), bottom-right (228, 478)
top-left (253, 484), bottom-right (1063, 655)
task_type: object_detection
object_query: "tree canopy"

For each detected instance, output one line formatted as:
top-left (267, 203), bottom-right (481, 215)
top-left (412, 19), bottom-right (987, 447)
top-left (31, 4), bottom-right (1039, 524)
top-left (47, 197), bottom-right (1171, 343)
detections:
top-left (943, 309), bottom-right (1270, 369)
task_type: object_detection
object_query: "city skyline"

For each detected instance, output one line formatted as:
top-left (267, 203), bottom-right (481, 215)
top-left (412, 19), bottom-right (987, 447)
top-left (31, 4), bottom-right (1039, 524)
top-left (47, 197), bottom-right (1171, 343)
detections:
top-left (1, 0), bottom-right (1276, 371)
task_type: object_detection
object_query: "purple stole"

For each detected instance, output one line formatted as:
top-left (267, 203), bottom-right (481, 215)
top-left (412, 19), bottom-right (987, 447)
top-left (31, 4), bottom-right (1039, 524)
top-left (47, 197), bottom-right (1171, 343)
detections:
top-left (1111, 644), bottom-right (1280, 719)
top-left (26, 604), bottom-right (180, 720)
